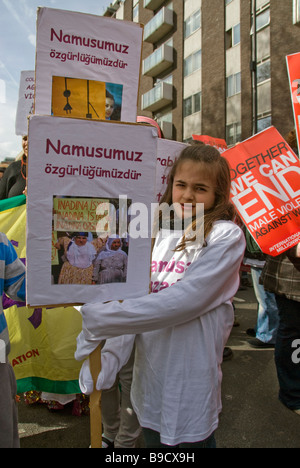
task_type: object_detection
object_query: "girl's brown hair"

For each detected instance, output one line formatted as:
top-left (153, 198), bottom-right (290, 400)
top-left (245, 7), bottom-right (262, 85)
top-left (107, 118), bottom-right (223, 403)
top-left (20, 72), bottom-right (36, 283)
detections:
top-left (153, 144), bottom-right (236, 251)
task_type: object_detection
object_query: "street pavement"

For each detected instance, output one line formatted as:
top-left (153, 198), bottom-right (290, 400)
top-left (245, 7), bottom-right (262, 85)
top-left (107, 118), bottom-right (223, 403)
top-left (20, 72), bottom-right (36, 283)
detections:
top-left (18, 281), bottom-right (300, 448)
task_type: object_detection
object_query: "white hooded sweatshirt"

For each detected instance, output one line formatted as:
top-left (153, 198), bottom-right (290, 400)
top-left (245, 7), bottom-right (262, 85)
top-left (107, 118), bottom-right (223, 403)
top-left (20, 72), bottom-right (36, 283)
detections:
top-left (79, 220), bottom-right (246, 445)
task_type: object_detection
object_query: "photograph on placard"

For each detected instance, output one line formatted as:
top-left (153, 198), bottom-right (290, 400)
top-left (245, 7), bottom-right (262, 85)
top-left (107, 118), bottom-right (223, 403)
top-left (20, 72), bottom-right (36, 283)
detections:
top-left (51, 76), bottom-right (123, 121)
top-left (26, 115), bottom-right (157, 307)
top-left (51, 196), bottom-right (131, 286)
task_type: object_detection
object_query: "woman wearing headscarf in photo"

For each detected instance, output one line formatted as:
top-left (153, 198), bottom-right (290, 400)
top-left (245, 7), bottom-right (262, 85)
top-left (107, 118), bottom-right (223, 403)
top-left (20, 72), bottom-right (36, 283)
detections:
top-left (55, 232), bottom-right (97, 285)
top-left (92, 235), bottom-right (128, 285)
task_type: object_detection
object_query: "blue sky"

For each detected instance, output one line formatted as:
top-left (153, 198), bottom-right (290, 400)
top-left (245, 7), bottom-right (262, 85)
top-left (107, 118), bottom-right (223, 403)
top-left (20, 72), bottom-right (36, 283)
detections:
top-left (0, 0), bottom-right (112, 161)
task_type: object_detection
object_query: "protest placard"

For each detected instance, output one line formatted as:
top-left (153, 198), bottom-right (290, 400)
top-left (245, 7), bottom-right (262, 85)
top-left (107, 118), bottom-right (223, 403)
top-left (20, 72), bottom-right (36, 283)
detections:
top-left (26, 116), bottom-right (158, 307)
top-left (15, 70), bottom-right (35, 136)
top-left (192, 134), bottom-right (228, 153)
top-left (287, 52), bottom-right (300, 150)
top-left (34, 7), bottom-right (143, 122)
top-left (155, 139), bottom-right (187, 203)
top-left (223, 126), bottom-right (300, 256)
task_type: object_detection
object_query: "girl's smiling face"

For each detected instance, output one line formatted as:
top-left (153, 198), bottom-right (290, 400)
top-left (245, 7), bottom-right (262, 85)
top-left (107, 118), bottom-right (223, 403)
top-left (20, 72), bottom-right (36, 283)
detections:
top-left (172, 160), bottom-right (216, 219)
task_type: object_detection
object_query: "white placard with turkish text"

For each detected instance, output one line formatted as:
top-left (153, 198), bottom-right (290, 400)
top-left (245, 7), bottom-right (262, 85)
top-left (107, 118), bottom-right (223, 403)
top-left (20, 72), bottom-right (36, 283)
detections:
top-left (26, 115), bottom-right (158, 307)
top-left (35, 7), bottom-right (143, 123)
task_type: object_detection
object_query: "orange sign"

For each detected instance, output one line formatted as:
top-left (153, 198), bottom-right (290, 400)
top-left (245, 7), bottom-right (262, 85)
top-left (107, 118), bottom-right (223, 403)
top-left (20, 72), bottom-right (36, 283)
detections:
top-left (287, 52), bottom-right (300, 150)
top-left (192, 135), bottom-right (227, 153)
top-left (223, 127), bottom-right (300, 256)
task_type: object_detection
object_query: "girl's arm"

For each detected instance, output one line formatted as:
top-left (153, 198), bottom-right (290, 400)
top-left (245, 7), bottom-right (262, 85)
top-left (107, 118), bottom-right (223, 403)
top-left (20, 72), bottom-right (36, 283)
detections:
top-left (80, 222), bottom-right (245, 342)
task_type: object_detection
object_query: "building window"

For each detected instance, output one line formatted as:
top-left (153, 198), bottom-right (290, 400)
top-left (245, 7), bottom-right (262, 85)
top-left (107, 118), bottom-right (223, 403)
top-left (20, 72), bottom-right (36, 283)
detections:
top-left (184, 92), bottom-right (201, 117)
top-left (226, 72), bottom-right (241, 97)
top-left (293, 0), bottom-right (300, 24)
top-left (133, 0), bottom-right (139, 23)
top-left (184, 97), bottom-right (193, 117)
top-left (257, 115), bottom-right (272, 132)
top-left (257, 60), bottom-right (271, 84)
top-left (184, 50), bottom-right (202, 77)
top-left (226, 24), bottom-right (240, 49)
top-left (156, 110), bottom-right (172, 126)
top-left (184, 10), bottom-right (201, 39)
top-left (194, 92), bottom-right (201, 113)
top-left (256, 8), bottom-right (270, 31)
top-left (226, 122), bottom-right (241, 146)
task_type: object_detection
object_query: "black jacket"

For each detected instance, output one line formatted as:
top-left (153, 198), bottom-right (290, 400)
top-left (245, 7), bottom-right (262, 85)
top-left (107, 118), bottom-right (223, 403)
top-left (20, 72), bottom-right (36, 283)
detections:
top-left (0, 158), bottom-right (26, 200)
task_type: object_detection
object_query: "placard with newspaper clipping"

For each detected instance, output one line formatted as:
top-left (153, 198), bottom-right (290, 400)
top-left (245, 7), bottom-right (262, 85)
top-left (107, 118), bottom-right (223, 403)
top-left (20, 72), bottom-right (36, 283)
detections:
top-left (26, 116), bottom-right (158, 307)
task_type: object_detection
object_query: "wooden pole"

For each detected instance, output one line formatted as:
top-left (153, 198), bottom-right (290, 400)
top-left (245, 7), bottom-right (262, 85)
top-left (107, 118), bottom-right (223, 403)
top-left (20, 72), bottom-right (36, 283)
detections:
top-left (89, 343), bottom-right (102, 448)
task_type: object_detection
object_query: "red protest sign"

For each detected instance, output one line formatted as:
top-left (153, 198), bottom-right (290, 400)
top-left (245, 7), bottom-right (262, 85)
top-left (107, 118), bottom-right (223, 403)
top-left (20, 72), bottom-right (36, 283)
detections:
top-left (192, 135), bottom-right (227, 153)
top-left (286, 52), bottom-right (300, 151)
top-left (223, 127), bottom-right (300, 256)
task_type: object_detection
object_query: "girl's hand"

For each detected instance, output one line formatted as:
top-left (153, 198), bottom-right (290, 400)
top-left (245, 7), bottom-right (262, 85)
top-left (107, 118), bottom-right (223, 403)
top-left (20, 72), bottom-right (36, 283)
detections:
top-left (77, 351), bottom-right (120, 394)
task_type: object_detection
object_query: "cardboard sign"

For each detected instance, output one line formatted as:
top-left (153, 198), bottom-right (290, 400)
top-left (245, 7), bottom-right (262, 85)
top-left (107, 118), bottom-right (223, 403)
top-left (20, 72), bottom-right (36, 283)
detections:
top-left (15, 70), bottom-right (35, 136)
top-left (155, 139), bottom-right (187, 203)
top-left (192, 134), bottom-right (227, 153)
top-left (26, 116), bottom-right (158, 307)
top-left (287, 52), bottom-right (300, 150)
top-left (223, 126), bottom-right (300, 256)
top-left (34, 7), bottom-right (143, 122)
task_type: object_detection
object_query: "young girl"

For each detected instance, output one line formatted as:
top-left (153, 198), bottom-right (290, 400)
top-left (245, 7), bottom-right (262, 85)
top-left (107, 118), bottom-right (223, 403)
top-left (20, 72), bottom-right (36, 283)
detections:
top-left (75, 144), bottom-right (246, 448)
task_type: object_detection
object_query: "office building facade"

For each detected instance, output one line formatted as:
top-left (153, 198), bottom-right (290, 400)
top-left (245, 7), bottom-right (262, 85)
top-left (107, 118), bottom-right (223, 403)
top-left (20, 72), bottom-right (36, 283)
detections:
top-left (104, 0), bottom-right (300, 145)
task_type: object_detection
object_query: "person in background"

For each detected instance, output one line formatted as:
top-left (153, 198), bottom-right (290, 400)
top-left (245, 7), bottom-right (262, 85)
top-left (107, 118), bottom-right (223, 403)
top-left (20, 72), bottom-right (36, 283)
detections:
top-left (243, 229), bottom-right (279, 348)
top-left (0, 162), bottom-right (9, 180)
top-left (0, 136), bottom-right (28, 199)
top-left (0, 232), bottom-right (26, 448)
top-left (100, 346), bottom-right (142, 448)
top-left (260, 243), bottom-right (300, 416)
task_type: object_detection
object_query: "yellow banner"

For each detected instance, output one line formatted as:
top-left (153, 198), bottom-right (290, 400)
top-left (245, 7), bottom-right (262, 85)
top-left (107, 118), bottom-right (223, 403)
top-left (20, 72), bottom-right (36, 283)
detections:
top-left (1, 197), bottom-right (82, 393)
